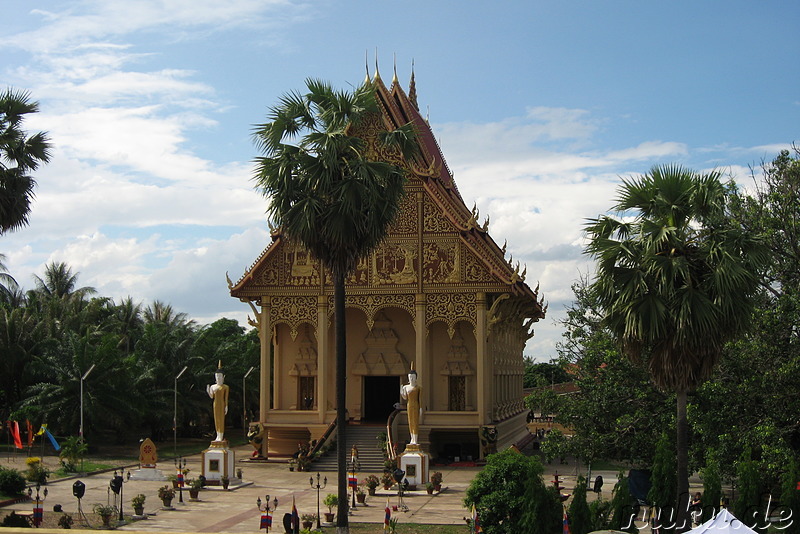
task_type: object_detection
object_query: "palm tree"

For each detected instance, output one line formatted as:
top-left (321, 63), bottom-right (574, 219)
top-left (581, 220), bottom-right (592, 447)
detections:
top-left (252, 78), bottom-right (419, 532)
top-left (32, 261), bottom-right (96, 300)
top-left (0, 253), bottom-right (19, 306)
top-left (584, 165), bottom-right (769, 531)
top-left (0, 88), bottom-right (52, 234)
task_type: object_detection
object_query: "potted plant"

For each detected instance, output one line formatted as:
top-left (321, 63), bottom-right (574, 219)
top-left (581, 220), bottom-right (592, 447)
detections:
top-left (355, 485), bottom-right (366, 503)
top-left (322, 493), bottom-right (337, 523)
top-left (220, 474), bottom-right (230, 490)
top-left (131, 494), bottom-right (146, 515)
top-left (300, 513), bottom-right (316, 529)
top-left (363, 475), bottom-right (380, 496)
top-left (187, 479), bottom-right (202, 499)
top-left (381, 472), bottom-right (395, 490)
top-left (236, 467), bottom-right (243, 480)
top-left (93, 503), bottom-right (115, 527)
top-left (430, 471), bottom-right (443, 492)
top-left (58, 513), bottom-right (74, 529)
top-left (158, 485), bottom-right (176, 508)
top-left (425, 482), bottom-right (434, 495)
top-left (167, 473), bottom-right (179, 488)
top-left (288, 458), bottom-right (297, 472)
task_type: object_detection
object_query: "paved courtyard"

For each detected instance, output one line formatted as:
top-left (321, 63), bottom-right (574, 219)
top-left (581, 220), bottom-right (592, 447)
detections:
top-left (1, 444), bottom-right (641, 532)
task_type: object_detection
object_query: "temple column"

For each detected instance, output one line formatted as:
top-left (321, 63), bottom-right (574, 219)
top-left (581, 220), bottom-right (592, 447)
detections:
top-left (316, 295), bottom-right (329, 424)
top-left (415, 293), bottom-right (427, 422)
top-left (476, 293), bottom-right (489, 427)
top-left (259, 297), bottom-right (272, 421)
top-left (258, 297), bottom-right (272, 458)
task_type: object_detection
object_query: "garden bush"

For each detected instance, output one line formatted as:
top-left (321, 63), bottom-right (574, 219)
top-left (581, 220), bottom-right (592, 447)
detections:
top-left (0, 466), bottom-right (27, 496)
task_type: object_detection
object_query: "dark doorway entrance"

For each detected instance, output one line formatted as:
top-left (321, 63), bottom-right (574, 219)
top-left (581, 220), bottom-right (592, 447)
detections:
top-left (363, 376), bottom-right (400, 422)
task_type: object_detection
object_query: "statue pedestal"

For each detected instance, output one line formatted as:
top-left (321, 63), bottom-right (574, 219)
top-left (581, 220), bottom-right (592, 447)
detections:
top-left (202, 440), bottom-right (235, 484)
top-left (398, 444), bottom-right (430, 487)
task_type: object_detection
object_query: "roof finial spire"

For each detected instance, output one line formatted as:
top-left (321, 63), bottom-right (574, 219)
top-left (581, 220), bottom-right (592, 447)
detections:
top-left (364, 50), bottom-right (370, 84)
top-left (408, 58), bottom-right (418, 110)
top-left (373, 47), bottom-right (381, 81)
top-left (392, 53), bottom-right (398, 84)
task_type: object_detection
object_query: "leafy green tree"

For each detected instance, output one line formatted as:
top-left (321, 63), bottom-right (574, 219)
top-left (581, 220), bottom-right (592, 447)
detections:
top-left (779, 455), bottom-right (800, 534)
top-left (252, 77), bottom-right (419, 531)
top-left (700, 449), bottom-right (721, 523)
top-left (465, 449), bottom-right (553, 534)
top-left (0, 307), bottom-right (45, 419)
top-left (607, 473), bottom-right (637, 534)
top-left (734, 448), bottom-right (763, 531)
top-left (523, 358), bottom-right (570, 388)
top-left (526, 278), bottom-right (672, 469)
top-left (568, 476), bottom-right (592, 534)
top-left (0, 88), bottom-right (51, 234)
top-left (648, 432), bottom-right (677, 533)
top-left (585, 165), bottom-right (770, 530)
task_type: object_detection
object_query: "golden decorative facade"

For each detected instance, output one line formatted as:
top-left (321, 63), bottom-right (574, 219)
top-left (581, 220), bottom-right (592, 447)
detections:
top-left (230, 69), bottom-right (546, 460)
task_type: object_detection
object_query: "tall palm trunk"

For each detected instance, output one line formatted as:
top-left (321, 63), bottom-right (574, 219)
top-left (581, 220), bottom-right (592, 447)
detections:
top-left (676, 389), bottom-right (690, 532)
top-left (334, 270), bottom-right (349, 533)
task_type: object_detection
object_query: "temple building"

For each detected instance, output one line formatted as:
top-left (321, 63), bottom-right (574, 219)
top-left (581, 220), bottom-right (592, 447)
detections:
top-left (229, 67), bottom-right (546, 461)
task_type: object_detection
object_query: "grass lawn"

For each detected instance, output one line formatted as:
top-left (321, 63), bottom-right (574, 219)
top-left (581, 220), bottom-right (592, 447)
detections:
top-left (350, 523), bottom-right (467, 533)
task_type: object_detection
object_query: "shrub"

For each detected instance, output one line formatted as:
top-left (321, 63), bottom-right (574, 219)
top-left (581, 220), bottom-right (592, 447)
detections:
top-left (569, 475), bottom-right (592, 534)
top-left (1, 512), bottom-right (31, 528)
top-left (0, 466), bottom-right (27, 496)
top-left (465, 449), bottom-right (560, 534)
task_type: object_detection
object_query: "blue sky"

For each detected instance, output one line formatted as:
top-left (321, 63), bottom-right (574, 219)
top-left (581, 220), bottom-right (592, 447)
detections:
top-left (1, 1), bottom-right (798, 361)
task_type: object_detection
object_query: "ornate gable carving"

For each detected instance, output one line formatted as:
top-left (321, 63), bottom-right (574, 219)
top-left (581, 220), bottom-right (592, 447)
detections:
top-left (272, 295), bottom-right (317, 340)
top-left (426, 293), bottom-right (476, 338)
top-left (423, 195), bottom-right (455, 233)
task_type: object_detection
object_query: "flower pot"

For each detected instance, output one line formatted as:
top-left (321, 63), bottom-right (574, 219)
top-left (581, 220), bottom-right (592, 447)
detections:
top-left (368, 487), bottom-right (376, 496)
top-left (133, 506), bottom-right (144, 516)
top-left (434, 484), bottom-right (442, 492)
top-left (189, 488), bottom-right (200, 499)
top-left (101, 515), bottom-right (112, 527)
top-left (324, 512), bottom-right (335, 523)
top-left (426, 487), bottom-right (434, 495)
top-left (302, 521), bottom-right (313, 529)
top-left (356, 493), bottom-right (366, 503)
top-left (161, 498), bottom-right (173, 508)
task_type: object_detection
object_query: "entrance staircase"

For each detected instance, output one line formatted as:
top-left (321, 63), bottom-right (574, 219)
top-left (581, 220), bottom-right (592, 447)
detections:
top-left (310, 424), bottom-right (386, 473)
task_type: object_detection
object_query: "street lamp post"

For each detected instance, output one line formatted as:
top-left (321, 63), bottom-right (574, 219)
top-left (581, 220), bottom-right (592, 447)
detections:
top-left (173, 366), bottom-right (188, 456)
top-left (257, 495), bottom-right (279, 533)
top-left (174, 457), bottom-right (186, 504)
top-left (79, 364), bottom-right (95, 443)
top-left (310, 472), bottom-right (327, 529)
top-left (243, 366), bottom-right (255, 436)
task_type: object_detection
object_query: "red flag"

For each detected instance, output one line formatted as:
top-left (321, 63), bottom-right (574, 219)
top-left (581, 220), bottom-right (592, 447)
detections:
top-left (384, 498), bottom-right (391, 530)
top-left (11, 421), bottom-right (23, 449)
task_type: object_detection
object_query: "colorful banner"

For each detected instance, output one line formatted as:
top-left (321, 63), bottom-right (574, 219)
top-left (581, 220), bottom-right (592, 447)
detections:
top-left (43, 428), bottom-right (61, 451)
top-left (11, 421), bottom-right (23, 449)
top-left (260, 512), bottom-right (272, 530)
top-left (33, 506), bottom-right (43, 527)
top-left (562, 508), bottom-right (571, 534)
top-left (472, 504), bottom-right (482, 533)
top-left (348, 476), bottom-right (357, 488)
top-left (176, 472), bottom-right (184, 487)
top-left (384, 498), bottom-right (391, 531)
top-left (26, 420), bottom-right (34, 448)
top-left (291, 495), bottom-right (299, 534)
